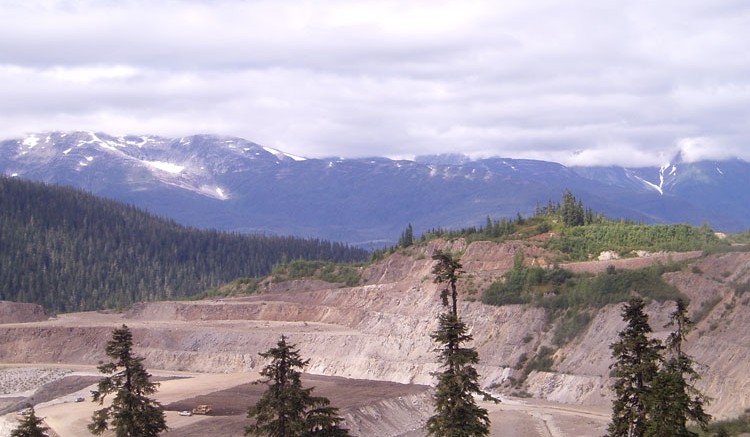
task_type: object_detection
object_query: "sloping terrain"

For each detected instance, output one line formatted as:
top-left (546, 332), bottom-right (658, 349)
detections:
top-left (1, 239), bottom-right (749, 435)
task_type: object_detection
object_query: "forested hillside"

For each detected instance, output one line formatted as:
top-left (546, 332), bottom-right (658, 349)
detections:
top-left (0, 177), bottom-right (368, 312)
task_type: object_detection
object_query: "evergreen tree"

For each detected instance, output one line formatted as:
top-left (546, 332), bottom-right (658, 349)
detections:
top-left (645, 299), bottom-right (711, 437)
top-left (560, 190), bottom-right (585, 227)
top-left (426, 250), bottom-right (491, 437)
top-left (11, 406), bottom-right (49, 437)
top-left (607, 297), bottom-right (664, 437)
top-left (398, 223), bottom-right (415, 248)
top-left (89, 325), bottom-right (167, 437)
top-left (246, 335), bottom-right (349, 437)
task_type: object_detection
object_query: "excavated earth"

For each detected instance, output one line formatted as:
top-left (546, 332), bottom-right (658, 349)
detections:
top-left (0, 239), bottom-right (749, 436)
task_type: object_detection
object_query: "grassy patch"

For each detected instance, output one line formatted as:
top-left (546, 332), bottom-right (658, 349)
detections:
top-left (271, 260), bottom-right (362, 287)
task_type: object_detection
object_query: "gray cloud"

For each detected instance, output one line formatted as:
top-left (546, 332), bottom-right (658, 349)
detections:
top-left (1, 0), bottom-right (749, 167)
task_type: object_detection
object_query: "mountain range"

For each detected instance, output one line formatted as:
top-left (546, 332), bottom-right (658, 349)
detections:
top-left (2, 131), bottom-right (749, 245)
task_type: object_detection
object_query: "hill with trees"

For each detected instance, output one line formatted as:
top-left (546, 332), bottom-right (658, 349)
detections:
top-left (0, 176), bottom-right (368, 313)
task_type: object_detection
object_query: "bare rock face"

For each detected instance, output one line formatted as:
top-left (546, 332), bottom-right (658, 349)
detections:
top-left (0, 301), bottom-right (47, 324)
top-left (1, 240), bottom-right (749, 421)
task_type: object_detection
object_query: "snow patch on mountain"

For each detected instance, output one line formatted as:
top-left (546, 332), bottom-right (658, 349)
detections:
top-left (22, 135), bottom-right (39, 148)
top-left (121, 136), bottom-right (150, 148)
top-left (262, 146), bottom-right (306, 161)
top-left (637, 177), bottom-right (663, 194)
top-left (198, 185), bottom-right (229, 200)
top-left (146, 161), bottom-right (184, 174)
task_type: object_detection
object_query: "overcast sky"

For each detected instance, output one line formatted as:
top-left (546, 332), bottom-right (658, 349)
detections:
top-left (1, 0), bottom-right (749, 166)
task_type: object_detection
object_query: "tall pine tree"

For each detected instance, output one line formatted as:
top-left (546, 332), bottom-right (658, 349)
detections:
top-left (246, 335), bottom-right (349, 437)
top-left (607, 297), bottom-right (663, 437)
top-left (645, 299), bottom-right (711, 437)
top-left (89, 325), bottom-right (167, 437)
top-left (426, 250), bottom-right (491, 437)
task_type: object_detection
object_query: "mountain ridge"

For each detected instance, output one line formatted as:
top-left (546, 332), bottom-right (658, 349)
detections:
top-left (3, 131), bottom-right (749, 245)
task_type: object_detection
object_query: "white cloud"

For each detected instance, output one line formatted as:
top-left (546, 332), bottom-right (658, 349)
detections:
top-left (1, 0), bottom-right (749, 166)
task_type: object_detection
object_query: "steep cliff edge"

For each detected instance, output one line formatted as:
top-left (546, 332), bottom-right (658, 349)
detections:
top-left (0, 240), bottom-right (747, 420)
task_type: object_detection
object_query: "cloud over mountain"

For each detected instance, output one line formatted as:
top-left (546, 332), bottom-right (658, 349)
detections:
top-left (1, 1), bottom-right (749, 166)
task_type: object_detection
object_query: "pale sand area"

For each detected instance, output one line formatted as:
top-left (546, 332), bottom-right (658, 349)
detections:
top-left (398, 396), bottom-right (609, 437)
top-left (0, 365), bottom-right (609, 437)
top-left (0, 367), bottom-right (257, 437)
top-left (485, 397), bottom-right (609, 437)
top-left (37, 370), bottom-right (257, 437)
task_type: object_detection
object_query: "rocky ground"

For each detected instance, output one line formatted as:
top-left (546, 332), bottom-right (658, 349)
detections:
top-left (1, 239), bottom-right (748, 436)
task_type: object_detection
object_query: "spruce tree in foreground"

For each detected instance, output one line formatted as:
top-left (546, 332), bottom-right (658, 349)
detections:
top-left (607, 297), bottom-right (663, 437)
top-left (89, 324), bottom-right (167, 437)
top-left (426, 250), bottom-right (491, 437)
top-left (246, 335), bottom-right (349, 437)
top-left (11, 405), bottom-right (49, 437)
top-left (645, 299), bottom-right (710, 437)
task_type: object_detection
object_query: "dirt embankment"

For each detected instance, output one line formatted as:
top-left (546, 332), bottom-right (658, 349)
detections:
top-left (0, 302), bottom-right (47, 325)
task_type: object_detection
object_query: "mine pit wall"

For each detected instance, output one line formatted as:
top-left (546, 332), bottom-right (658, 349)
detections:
top-left (342, 392), bottom-right (433, 437)
top-left (1, 289), bottom-right (748, 420)
top-left (1, 244), bottom-right (749, 420)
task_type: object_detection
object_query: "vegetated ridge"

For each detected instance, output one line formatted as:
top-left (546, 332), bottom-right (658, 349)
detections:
top-left (0, 176), bottom-right (368, 313)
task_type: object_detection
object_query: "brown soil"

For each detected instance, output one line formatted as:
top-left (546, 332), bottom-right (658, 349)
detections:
top-left (165, 374), bottom-right (428, 416)
top-left (161, 374), bottom-right (430, 437)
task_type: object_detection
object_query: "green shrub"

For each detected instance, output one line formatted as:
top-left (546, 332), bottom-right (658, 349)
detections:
top-left (692, 410), bottom-right (750, 436)
top-left (545, 223), bottom-right (725, 261)
top-left (525, 346), bottom-right (555, 373)
top-left (692, 296), bottom-right (721, 323)
top-left (552, 310), bottom-right (593, 346)
top-left (733, 280), bottom-right (750, 296)
top-left (271, 260), bottom-right (361, 287)
top-left (482, 254), bottom-right (685, 312)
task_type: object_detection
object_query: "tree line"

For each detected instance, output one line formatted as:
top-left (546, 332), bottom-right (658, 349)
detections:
top-left (0, 176), bottom-right (368, 312)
